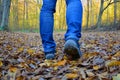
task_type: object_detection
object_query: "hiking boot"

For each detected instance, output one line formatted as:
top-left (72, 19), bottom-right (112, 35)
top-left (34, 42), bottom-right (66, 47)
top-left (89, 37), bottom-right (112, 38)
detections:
top-left (64, 39), bottom-right (82, 60)
top-left (45, 51), bottom-right (55, 60)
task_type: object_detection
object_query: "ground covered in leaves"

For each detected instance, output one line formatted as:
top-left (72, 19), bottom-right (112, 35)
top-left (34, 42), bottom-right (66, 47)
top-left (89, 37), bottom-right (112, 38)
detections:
top-left (0, 31), bottom-right (120, 80)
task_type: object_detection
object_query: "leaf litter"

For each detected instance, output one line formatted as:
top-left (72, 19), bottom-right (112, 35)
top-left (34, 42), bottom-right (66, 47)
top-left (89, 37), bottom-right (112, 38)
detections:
top-left (0, 31), bottom-right (120, 80)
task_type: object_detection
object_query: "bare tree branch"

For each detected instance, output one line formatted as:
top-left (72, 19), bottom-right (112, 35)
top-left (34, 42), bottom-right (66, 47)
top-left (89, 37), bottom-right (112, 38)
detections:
top-left (103, 0), bottom-right (120, 12)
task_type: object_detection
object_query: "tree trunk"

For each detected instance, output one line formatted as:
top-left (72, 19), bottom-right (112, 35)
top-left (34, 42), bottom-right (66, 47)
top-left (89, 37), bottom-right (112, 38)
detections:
top-left (15, 0), bottom-right (19, 30)
top-left (26, 0), bottom-right (29, 28)
top-left (12, 0), bottom-right (19, 31)
top-left (106, 8), bottom-right (109, 25)
top-left (22, 0), bottom-right (25, 31)
top-left (114, 0), bottom-right (117, 27)
top-left (86, 0), bottom-right (89, 29)
top-left (0, 0), bottom-right (3, 25)
top-left (96, 0), bottom-right (104, 29)
top-left (0, 0), bottom-right (11, 31)
top-left (90, 0), bottom-right (94, 27)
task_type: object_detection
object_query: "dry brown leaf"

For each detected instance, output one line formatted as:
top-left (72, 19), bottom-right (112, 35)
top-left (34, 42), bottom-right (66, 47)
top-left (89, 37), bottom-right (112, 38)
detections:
top-left (0, 73), bottom-right (2, 78)
top-left (16, 76), bottom-right (26, 80)
top-left (80, 68), bottom-right (86, 79)
top-left (18, 62), bottom-right (28, 68)
top-left (114, 51), bottom-right (120, 57)
top-left (106, 60), bottom-right (120, 67)
top-left (86, 70), bottom-right (94, 77)
top-left (65, 73), bottom-right (79, 79)
top-left (27, 49), bottom-right (35, 55)
top-left (17, 47), bottom-right (24, 53)
top-left (6, 45), bottom-right (12, 51)
top-left (97, 72), bottom-right (108, 79)
top-left (85, 77), bottom-right (96, 80)
top-left (0, 61), bottom-right (3, 67)
top-left (93, 65), bottom-right (100, 70)
top-left (53, 60), bottom-right (67, 67)
top-left (9, 66), bottom-right (18, 73)
top-left (82, 52), bottom-right (99, 59)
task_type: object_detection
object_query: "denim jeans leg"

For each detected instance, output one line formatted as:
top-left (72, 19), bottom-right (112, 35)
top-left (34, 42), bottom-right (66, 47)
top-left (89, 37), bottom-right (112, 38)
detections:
top-left (40, 0), bottom-right (57, 53)
top-left (65, 0), bottom-right (83, 41)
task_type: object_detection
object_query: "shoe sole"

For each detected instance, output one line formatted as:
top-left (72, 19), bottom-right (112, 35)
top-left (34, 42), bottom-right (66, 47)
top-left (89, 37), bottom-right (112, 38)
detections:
top-left (45, 53), bottom-right (55, 60)
top-left (64, 43), bottom-right (80, 60)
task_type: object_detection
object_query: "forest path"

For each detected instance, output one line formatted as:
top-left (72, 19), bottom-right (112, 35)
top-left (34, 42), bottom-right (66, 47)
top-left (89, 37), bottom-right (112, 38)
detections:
top-left (0, 31), bottom-right (120, 80)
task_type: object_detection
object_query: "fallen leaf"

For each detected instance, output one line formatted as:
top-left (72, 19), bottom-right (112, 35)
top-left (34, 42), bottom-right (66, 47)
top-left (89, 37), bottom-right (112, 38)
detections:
top-left (114, 51), bottom-right (120, 57)
top-left (106, 60), bottom-right (120, 67)
top-left (16, 75), bottom-right (26, 80)
top-left (17, 47), bottom-right (24, 53)
top-left (9, 66), bottom-right (18, 73)
top-left (53, 60), bottom-right (67, 67)
top-left (80, 68), bottom-right (86, 79)
top-left (97, 72), bottom-right (108, 78)
top-left (65, 73), bottom-right (79, 79)
top-left (27, 49), bottom-right (35, 55)
top-left (86, 70), bottom-right (94, 77)
top-left (0, 61), bottom-right (3, 67)
top-left (93, 65), bottom-right (100, 70)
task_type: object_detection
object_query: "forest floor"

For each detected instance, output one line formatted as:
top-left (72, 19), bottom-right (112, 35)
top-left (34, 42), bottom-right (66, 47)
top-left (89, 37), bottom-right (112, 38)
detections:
top-left (0, 31), bottom-right (120, 80)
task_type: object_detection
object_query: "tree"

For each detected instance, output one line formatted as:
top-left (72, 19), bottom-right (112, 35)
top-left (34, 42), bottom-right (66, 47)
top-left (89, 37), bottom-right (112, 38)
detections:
top-left (114, 0), bottom-right (117, 27)
top-left (0, 0), bottom-right (11, 31)
top-left (86, 0), bottom-right (90, 29)
top-left (90, 0), bottom-right (94, 27)
top-left (96, 0), bottom-right (120, 29)
top-left (0, 0), bottom-right (3, 25)
top-left (12, 0), bottom-right (19, 30)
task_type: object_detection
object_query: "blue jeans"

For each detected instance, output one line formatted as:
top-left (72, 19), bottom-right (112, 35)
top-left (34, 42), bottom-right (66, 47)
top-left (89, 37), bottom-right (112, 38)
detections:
top-left (40, 0), bottom-right (83, 53)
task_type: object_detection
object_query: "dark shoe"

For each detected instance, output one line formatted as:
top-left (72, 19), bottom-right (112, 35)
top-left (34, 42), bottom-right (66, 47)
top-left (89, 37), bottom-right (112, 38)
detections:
top-left (45, 51), bottom-right (55, 60)
top-left (64, 39), bottom-right (82, 60)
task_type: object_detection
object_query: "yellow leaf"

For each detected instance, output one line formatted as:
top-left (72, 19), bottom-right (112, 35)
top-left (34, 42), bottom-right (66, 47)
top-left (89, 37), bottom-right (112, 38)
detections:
top-left (65, 73), bottom-right (79, 79)
top-left (106, 60), bottom-right (120, 67)
top-left (17, 47), bottom-right (24, 53)
top-left (9, 66), bottom-right (18, 73)
top-left (18, 62), bottom-right (27, 68)
top-left (114, 51), bottom-right (120, 57)
top-left (0, 73), bottom-right (2, 78)
top-left (27, 49), bottom-right (35, 55)
top-left (16, 76), bottom-right (26, 80)
top-left (6, 45), bottom-right (12, 51)
top-left (93, 65), bottom-right (100, 70)
top-left (82, 52), bottom-right (99, 59)
top-left (0, 61), bottom-right (3, 67)
top-left (44, 60), bottom-right (54, 67)
top-left (53, 60), bottom-right (67, 67)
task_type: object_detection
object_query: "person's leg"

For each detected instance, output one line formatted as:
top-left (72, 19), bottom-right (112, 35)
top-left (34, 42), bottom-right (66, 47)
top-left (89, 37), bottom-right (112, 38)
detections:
top-left (64, 0), bottom-right (83, 60)
top-left (40, 0), bottom-right (57, 59)
top-left (65, 0), bottom-right (83, 41)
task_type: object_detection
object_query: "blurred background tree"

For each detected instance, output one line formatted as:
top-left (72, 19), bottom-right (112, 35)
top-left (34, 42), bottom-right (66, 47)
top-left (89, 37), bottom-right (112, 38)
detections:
top-left (0, 0), bottom-right (120, 32)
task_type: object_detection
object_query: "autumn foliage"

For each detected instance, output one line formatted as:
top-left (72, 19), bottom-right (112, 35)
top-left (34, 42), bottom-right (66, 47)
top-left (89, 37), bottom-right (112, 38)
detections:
top-left (0, 31), bottom-right (120, 80)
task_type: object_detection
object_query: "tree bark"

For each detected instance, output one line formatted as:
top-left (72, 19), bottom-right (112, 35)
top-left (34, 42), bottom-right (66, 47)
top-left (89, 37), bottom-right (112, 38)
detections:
top-left (0, 0), bottom-right (11, 31)
top-left (86, 0), bottom-right (89, 29)
top-left (0, 0), bottom-right (3, 25)
top-left (90, 0), bottom-right (94, 27)
top-left (96, 0), bottom-right (120, 29)
top-left (114, 0), bottom-right (117, 27)
top-left (96, 0), bottom-right (104, 29)
top-left (12, 0), bottom-right (19, 30)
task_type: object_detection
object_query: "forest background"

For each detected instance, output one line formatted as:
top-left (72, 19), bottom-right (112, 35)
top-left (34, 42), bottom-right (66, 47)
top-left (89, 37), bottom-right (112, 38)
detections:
top-left (0, 0), bottom-right (120, 32)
